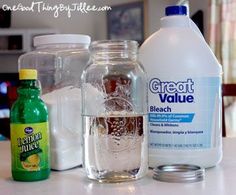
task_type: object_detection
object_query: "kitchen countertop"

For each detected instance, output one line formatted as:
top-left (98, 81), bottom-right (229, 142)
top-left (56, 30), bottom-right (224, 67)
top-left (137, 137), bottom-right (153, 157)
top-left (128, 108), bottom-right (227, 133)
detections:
top-left (0, 138), bottom-right (236, 195)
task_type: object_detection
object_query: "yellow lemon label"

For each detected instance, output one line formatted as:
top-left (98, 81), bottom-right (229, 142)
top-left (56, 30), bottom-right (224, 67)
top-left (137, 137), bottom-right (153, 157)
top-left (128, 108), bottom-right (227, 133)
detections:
top-left (10, 122), bottom-right (50, 172)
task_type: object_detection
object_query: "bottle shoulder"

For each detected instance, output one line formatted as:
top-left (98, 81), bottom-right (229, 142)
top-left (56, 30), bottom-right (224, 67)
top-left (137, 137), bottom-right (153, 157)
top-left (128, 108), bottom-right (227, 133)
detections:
top-left (82, 61), bottom-right (146, 80)
top-left (140, 28), bottom-right (206, 53)
top-left (11, 97), bottom-right (47, 111)
top-left (10, 97), bottom-right (48, 123)
top-left (139, 28), bottom-right (221, 75)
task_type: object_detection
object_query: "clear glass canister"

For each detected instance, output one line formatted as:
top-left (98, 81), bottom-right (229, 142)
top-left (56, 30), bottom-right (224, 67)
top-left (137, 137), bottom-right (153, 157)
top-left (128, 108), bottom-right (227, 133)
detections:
top-left (81, 40), bottom-right (148, 182)
top-left (18, 34), bottom-right (91, 171)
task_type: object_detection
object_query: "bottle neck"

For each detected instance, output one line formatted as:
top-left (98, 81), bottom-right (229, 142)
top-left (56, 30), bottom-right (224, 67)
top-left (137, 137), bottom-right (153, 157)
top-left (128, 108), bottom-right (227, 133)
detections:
top-left (91, 50), bottom-right (137, 62)
top-left (18, 80), bottom-right (40, 98)
top-left (90, 40), bottom-right (138, 62)
top-left (161, 15), bottom-right (191, 28)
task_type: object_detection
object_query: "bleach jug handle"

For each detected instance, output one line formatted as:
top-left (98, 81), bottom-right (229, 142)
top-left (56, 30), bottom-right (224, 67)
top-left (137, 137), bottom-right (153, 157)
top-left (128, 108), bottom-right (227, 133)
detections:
top-left (189, 18), bottom-right (205, 41)
top-left (189, 18), bottom-right (222, 68)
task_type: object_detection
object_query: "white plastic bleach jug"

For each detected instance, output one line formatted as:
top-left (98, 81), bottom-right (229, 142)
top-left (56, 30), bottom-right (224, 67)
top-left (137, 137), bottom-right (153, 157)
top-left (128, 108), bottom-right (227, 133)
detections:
top-left (139, 5), bottom-right (222, 168)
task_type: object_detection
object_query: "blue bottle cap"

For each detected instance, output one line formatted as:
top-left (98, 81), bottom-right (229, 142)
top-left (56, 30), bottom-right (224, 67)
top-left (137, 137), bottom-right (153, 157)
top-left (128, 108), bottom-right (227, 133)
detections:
top-left (165, 6), bottom-right (187, 16)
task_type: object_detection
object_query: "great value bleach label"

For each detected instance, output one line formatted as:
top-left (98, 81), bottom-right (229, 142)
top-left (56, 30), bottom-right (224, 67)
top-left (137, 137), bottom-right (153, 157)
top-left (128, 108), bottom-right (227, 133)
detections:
top-left (148, 76), bottom-right (220, 150)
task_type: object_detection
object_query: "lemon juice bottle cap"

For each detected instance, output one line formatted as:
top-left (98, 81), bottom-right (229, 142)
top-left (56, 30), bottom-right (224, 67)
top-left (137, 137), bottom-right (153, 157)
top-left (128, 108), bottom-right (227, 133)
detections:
top-left (19, 69), bottom-right (37, 80)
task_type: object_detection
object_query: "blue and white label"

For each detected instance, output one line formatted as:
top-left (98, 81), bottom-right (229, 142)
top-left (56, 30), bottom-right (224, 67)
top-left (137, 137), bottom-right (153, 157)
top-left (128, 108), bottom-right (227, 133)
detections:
top-left (148, 76), bottom-right (221, 150)
top-left (149, 78), bottom-right (194, 103)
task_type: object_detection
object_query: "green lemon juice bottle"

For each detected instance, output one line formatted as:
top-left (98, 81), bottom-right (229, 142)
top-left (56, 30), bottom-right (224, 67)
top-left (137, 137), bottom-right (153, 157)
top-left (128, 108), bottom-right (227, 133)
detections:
top-left (10, 69), bottom-right (50, 181)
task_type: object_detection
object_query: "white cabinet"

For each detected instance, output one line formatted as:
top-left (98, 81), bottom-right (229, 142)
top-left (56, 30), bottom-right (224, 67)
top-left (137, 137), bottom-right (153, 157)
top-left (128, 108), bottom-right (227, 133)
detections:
top-left (0, 28), bottom-right (58, 54)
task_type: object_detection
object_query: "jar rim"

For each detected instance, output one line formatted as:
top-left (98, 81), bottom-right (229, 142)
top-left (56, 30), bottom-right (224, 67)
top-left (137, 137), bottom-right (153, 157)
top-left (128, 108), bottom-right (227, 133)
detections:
top-left (90, 40), bottom-right (139, 51)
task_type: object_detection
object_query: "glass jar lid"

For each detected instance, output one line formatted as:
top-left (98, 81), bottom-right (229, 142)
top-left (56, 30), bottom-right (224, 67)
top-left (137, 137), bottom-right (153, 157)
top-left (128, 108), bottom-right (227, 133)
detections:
top-left (153, 164), bottom-right (205, 183)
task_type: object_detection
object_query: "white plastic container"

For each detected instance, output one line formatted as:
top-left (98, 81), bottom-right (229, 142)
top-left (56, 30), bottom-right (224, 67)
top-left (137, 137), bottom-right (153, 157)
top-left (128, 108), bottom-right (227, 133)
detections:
top-left (139, 6), bottom-right (222, 168)
top-left (18, 34), bottom-right (91, 170)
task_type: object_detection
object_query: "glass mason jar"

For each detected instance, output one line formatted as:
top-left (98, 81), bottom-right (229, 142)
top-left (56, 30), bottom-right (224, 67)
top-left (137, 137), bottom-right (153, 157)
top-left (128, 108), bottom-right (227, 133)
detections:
top-left (81, 40), bottom-right (148, 182)
top-left (18, 34), bottom-right (91, 171)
